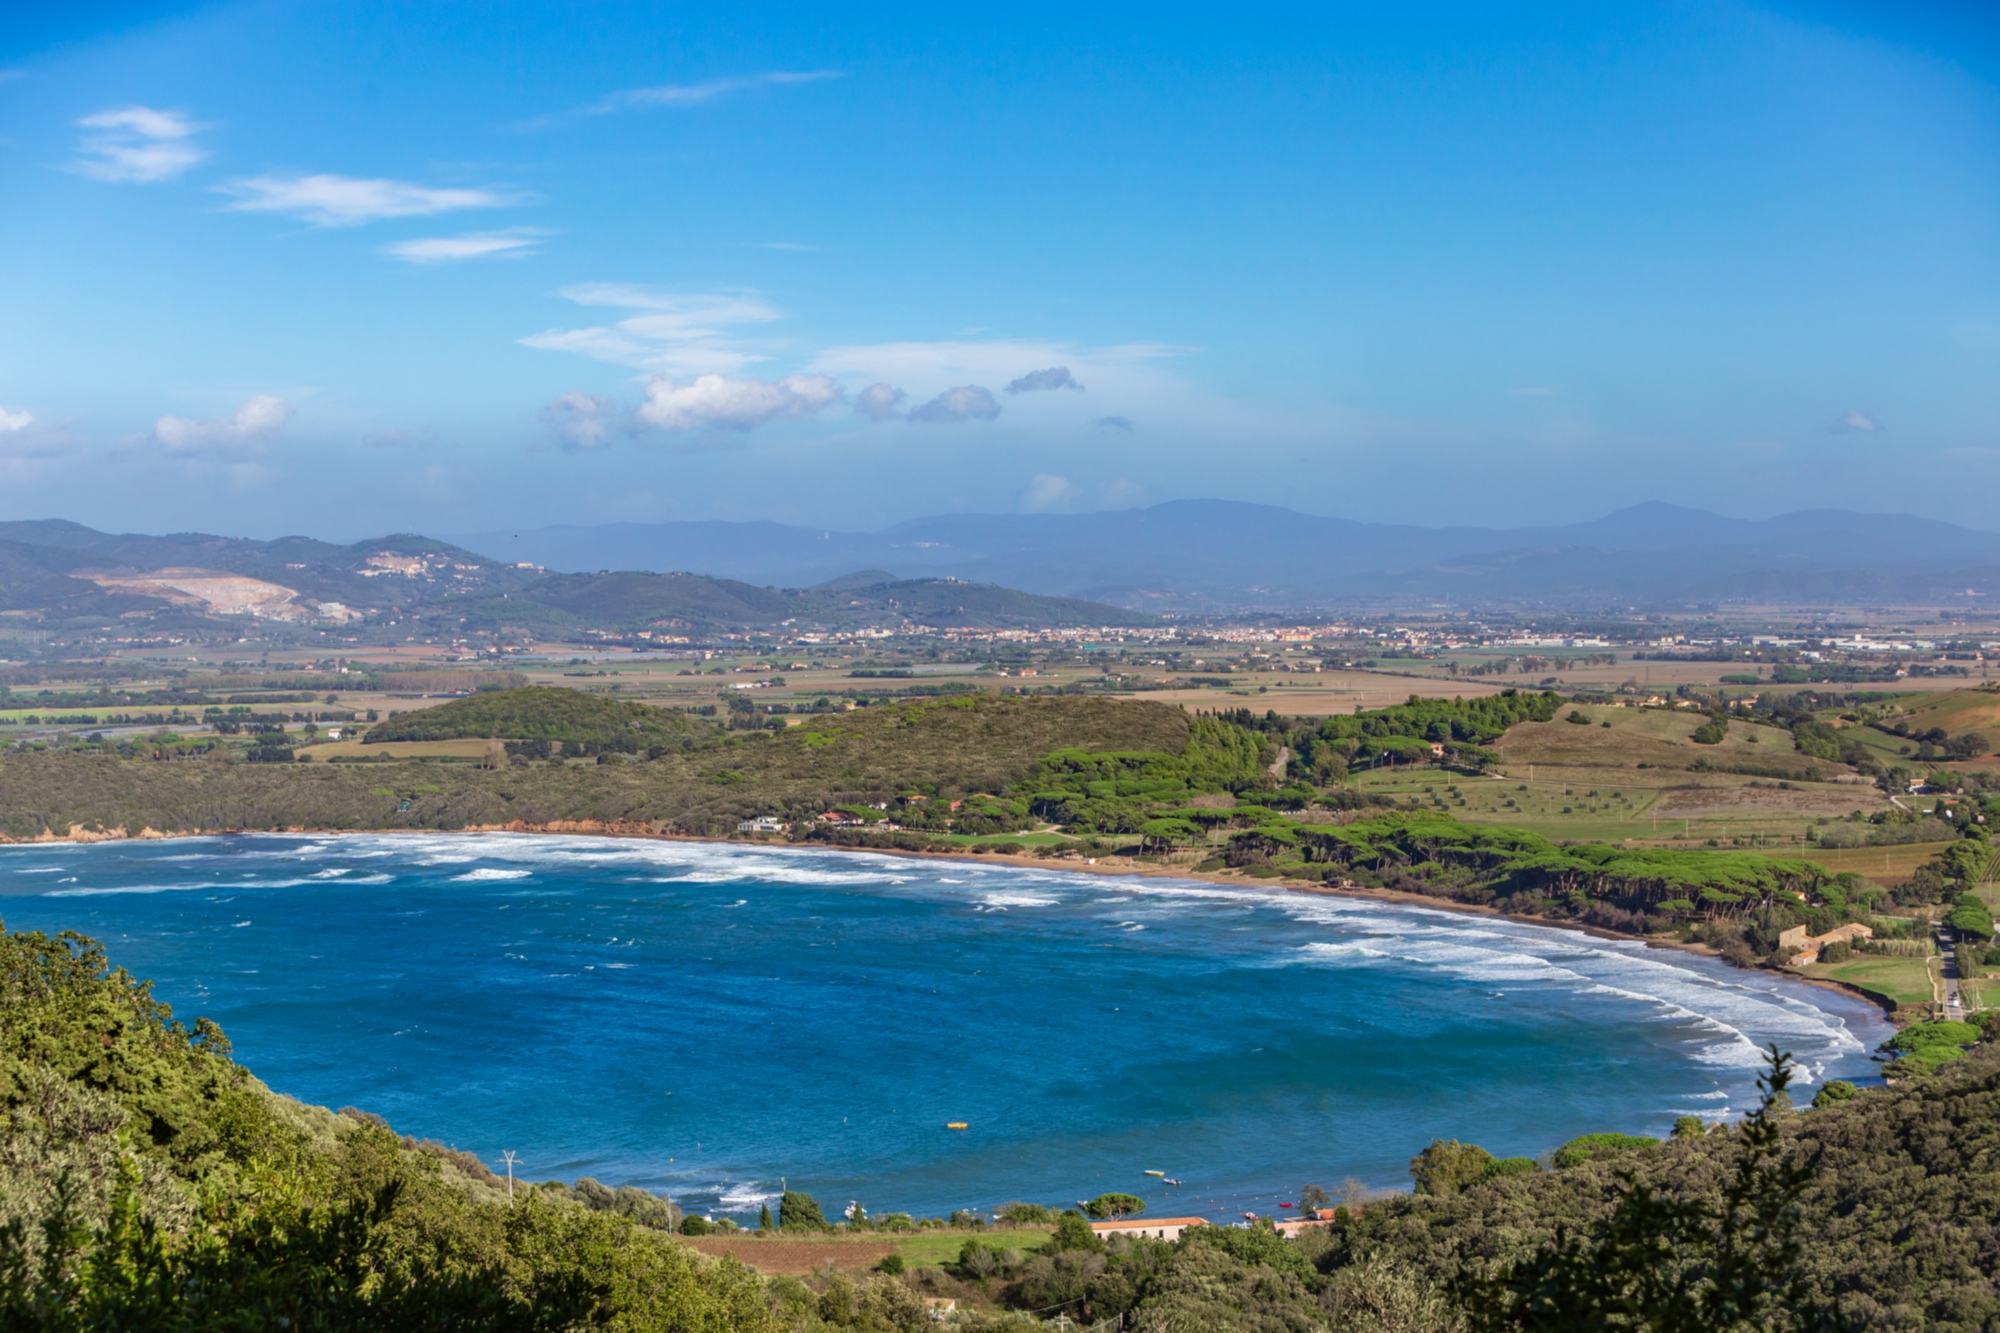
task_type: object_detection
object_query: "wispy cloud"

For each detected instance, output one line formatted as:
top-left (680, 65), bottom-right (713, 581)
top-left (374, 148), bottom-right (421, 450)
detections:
top-left (1508, 385), bottom-right (1561, 397)
top-left (527, 70), bottom-right (840, 128)
top-left (910, 385), bottom-right (1001, 424)
top-left (1827, 409), bottom-right (1883, 434)
top-left (758, 241), bottom-right (819, 252)
top-left (636, 373), bottom-right (839, 432)
top-left (383, 228), bottom-right (548, 264)
top-left (520, 285), bottom-right (781, 376)
top-left (75, 105), bottom-right (208, 182)
top-left (1006, 366), bottom-right (1083, 394)
top-left (1093, 415), bottom-right (1134, 432)
top-left (1021, 473), bottom-right (1078, 511)
top-left (150, 395), bottom-right (292, 459)
top-left (219, 174), bottom-right (516, 227)
top-left (541, 391), bottom-right (618, 449)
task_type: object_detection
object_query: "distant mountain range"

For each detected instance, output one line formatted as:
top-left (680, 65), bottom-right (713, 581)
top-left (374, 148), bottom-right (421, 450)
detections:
top-left (0, 520), bottom-right (1145, 635)
top-left (5, 502), bottom-right (1997, 637)
top-left (451, 502), bottom-right (2000, 611)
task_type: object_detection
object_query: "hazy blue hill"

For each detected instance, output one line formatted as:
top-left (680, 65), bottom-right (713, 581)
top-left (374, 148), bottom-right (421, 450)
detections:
top-left (452, 501), bottom-right (2000, 610)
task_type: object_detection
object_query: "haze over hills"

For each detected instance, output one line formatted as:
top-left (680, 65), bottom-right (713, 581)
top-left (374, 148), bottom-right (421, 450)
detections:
top-left (452, 502), bottom-right (2000, 611)
top-left (0, 520), bottom-right (1147, 635)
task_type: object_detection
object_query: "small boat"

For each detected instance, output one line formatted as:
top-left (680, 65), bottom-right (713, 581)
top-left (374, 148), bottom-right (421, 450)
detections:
top-left (946, 1122), bottom-right (968, 1130)
top-left (1164, 1178), bottom-right (1182, 1186)
top-left (1144, 1170), bottom-right (1166, 1178)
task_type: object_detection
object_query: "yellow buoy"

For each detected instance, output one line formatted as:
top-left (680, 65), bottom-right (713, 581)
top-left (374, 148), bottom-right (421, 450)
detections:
top-left (946, 1122), bottom-right (968, 1130)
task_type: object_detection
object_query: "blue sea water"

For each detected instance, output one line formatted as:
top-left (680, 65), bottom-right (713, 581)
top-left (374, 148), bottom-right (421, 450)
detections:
top-left (0, 833), bottom-right (1889, 1221)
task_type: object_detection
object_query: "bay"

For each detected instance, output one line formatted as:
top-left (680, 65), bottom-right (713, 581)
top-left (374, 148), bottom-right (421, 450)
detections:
top-left (0, 833), bottom-right (1890, 1221)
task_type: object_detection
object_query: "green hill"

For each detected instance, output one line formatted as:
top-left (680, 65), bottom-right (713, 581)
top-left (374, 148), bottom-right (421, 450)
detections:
top-left (362, 686), bottom-right (712, 747)
top-left (0, 695), bottom-right (1195, 840)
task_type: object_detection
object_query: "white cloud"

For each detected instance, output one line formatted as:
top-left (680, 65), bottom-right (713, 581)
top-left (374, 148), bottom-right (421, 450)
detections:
top-left (534, 71), bottom-right (841, 126)
top-left (1021, 473), bottom-right (1078, 511)
top-left (218, 174), bottom-right (514, 227)
top-left (542, 391), bottom-right (619, 449)
top-left (75, 105), bottom-right (207, 182)
top-left (384, 228), bottom-right (547, 264)
top-left (150, 394), bottom-right (292, 459)
top-left (636, 374), bottom-right (839, 432)
top-left (910, 385), bottom-right (1001, 424)
top-left (1827, 409), bottom-right (1884, 434)
top-left (1005, 366), bottom-right (1083, 394)
top-left (853, 383), bottom-right (906, 421)
top-left (520, 285), bottom-right (781, 375)
top-left (0, 407), bottom-right (32, 433)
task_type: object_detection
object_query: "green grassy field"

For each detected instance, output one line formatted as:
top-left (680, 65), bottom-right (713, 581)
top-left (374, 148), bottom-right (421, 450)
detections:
top-left (889, 1229), bottom-right (1051, 1268)
top-left (1805, 954), bottom-right (1938, 1010)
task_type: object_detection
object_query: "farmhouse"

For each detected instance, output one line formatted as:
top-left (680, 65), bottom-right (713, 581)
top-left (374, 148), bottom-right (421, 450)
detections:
top-left (1777, 921), bottom-right (1874, 965)
top-left (1089, 1217), bottom-right (1208, 1242)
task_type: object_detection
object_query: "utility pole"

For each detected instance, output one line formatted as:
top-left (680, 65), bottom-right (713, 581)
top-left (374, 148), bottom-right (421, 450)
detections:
top-left (501, 1150), bottom-right (518, 1205)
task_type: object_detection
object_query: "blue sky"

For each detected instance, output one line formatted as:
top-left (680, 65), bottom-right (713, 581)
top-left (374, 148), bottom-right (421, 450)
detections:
top-left (2, 1), bottom-right (1996, 539)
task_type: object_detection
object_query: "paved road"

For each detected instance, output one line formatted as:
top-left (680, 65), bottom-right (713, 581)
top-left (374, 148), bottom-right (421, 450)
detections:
top-left (1939, 924), bottom-right (1965, 1017)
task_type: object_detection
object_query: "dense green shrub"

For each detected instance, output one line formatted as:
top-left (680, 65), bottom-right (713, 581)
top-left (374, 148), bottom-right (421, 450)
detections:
top-left (1552, 1131), bottom-right (1662, 1170)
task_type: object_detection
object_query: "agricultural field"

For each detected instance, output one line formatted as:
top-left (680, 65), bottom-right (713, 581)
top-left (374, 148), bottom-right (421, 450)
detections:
top-left (305, 737), bottom-right (502, 762)
top-left (1347, 700), bottom-right (1890, 854)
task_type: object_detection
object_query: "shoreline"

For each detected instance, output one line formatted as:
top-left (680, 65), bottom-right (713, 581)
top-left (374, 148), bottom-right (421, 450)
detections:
top-left (1, 817), bottom-right (1906, 1023)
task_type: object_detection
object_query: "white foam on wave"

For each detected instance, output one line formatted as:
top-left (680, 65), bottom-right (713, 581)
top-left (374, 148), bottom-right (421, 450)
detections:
top-left (95, 832), bottom-right (1881, 1082)
top-left (717, 1182), bottom-right (779, 1208)
top-left (48, 881), bottom-right (218, 897)
top-left (1298, 941), bottom-right (1392, 962)
top-left (1088, 868), bottom-right (1880, 1077)
top-left (11, 867), bottom-right (66, 874)
top-left (452, 868), bottom-right (533, 882)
